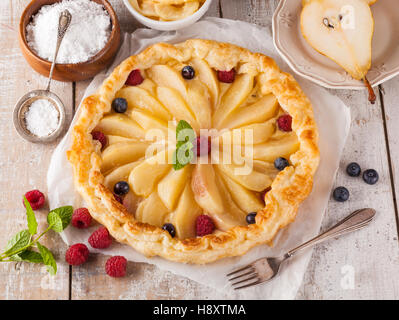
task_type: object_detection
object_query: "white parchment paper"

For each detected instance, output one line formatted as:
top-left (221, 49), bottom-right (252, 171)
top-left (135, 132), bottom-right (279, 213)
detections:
top-left (47, 18), bottom-right (351, 300)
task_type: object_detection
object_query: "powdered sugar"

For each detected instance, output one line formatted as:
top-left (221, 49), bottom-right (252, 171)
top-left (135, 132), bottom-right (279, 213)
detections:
top-left (25, 99), bottom-right (60, 137)
top-left (26, 0), bottom-right (111, 64)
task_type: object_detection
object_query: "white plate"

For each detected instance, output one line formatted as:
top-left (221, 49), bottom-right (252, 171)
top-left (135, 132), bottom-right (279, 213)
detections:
top-left (272, 0), bottom-right (399, 89)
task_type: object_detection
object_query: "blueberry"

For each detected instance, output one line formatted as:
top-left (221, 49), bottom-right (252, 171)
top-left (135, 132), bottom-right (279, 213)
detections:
top-left (246, 212), bottom-right (257, 224)
top-left (333, 186), bottom-right (350, 202)
top-left (181, 66), bottom-right (195, 80)
top-left (114, 181), bottom-right (129, 196)
top-left (162, 223), bottom-right (176, 237)
top-left (274, 157), bottom-right (289, 171)
top-left (363, 169), bottom-right (379, 185)
top-left (346, 162), bottom-right (361, 177)
top-left (112, 98), bottom-right (128, 113)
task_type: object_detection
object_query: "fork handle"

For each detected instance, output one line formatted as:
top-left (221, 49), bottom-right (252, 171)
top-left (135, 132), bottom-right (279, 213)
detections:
top-left (287, 208), bottom-right (376, 258)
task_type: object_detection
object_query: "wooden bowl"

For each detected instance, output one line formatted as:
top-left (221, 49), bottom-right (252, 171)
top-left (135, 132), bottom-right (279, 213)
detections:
top-left (19, 0), bottom-right (121, 82)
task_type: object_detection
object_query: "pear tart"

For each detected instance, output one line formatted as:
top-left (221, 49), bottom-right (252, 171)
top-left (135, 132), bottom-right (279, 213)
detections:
top-left (67, 40), bottom-right (319, 264)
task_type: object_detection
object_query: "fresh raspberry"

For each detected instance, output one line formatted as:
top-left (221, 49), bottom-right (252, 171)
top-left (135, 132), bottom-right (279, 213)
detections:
top-left (194, 136), bottom-right (211, 156)
top-left (113, 193), bottom-right (123, 204)
top-left (277, 114), bottom-right (292, 132)
top-left (217, 69), bottom-right (235, 83)
top-left (196, 215), bottom-right (215, 237)
top-left (88, 226), bottom-right (112, 249)
top-left (125, 69), bottom-right (144, 86)
top-left (91, 131), bottom-right (107, 149)
top-left (65, 243), bottom-right (89, 266)
top-left (105, 256), bottom-right (127, 278)
top-left (71, 208), bottom-right (92, 229)
top-left (23, 190), bottom-right (45, 210)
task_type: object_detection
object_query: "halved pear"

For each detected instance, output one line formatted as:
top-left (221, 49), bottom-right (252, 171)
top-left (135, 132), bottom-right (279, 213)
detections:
top-left (158, 166), bottom-right (192, 211)
top-left (301, 0), bottom-right (374, 81)
top-left (135, 191), bottom-right (169, 227)
top-left (96, 114), bottom-right (146, 139)
top-left (104, 161), bottom-right (141, 190)
top-left (221, 94), bottom-right (279, 129)
top-left (172, 182), bottom-right (202, 239)
top-left (189, 58), bottom-right (220, 108)
top-left (213, 74), bottom-right (254, 128)
top-left (187, 80), bottom-right (212, 129)
top-left (218, 171), bottom-right (264, 213)
top-left (128, 149), bottom-right (172, 197)
top-left (191, 164), bottom-right (224, 216)
top-left (147, 65), bottom-right (187, 98)
top-left (115, 86), bottom-right (171, 121)
top-left (137, 78), bottom-right (157, 96)
top-left (101, 142), bottom-right (148, 174)
top-left (252, 133), bottom-right (300, 161)
top-left (156, 86), bottom-right (198, 131)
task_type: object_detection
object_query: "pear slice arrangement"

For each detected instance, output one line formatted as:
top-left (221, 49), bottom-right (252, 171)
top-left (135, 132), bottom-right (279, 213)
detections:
top-left (93, 55), bottom-right (301, 240)
top-left (301, 0), bottom-right (377, 103)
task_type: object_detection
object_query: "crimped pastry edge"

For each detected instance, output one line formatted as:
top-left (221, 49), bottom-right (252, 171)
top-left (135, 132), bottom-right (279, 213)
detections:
top-left (67, 39), bottom-right (320, 264)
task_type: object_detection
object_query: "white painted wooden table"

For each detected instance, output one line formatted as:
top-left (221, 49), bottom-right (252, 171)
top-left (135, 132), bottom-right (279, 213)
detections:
top-left (1, 0), bottom-right (399, 300)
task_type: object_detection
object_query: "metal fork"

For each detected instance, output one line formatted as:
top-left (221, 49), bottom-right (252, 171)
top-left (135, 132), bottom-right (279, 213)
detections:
top-left (227, 208), bottom-right (376, 290)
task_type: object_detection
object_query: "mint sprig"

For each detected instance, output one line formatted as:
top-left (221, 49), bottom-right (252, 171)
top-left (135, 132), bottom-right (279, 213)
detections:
top-left (173, 120), bottom-right (196, 170)
top-left (0, 197), bottom-right (72, 275)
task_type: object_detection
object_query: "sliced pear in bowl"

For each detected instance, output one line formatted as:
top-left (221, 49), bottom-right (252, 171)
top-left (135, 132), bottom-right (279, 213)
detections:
top-left (301, 0), bottom-right (376, 102)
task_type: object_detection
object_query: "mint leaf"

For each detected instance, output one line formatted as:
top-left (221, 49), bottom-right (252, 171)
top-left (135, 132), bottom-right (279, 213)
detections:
top-left (23, 197), bottom-right (38, 235)
top-left (3, 230), bottom-right (31, 255)
top-left (37, 242), bottom-right (57, 275)
top-left (10, 249), bottom-right (43, 264)
top-left (176, 120), bottom-right (194, 140)
top-left (47, 206), bottom-right (73, 232)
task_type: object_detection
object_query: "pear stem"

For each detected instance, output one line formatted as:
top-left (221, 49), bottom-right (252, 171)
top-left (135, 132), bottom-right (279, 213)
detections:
top-left (363, 77), bottom-right (376, 104)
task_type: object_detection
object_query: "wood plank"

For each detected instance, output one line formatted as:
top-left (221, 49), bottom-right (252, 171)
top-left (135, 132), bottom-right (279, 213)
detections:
top-left (0, 0), bottom-right (72, 299)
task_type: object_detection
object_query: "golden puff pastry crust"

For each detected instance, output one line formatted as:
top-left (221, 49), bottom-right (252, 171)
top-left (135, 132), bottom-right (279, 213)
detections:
top-left (67, 39), bottom-right (320, 264)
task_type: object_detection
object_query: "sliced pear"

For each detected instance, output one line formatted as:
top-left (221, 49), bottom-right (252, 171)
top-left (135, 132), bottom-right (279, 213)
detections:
top-left (191, 164), bottom-right (224, 216)
top-left (253, 133), bottom-right (300, 161)
top-left (172, 182), bottom-right (202, 239)
top-left (213, 74), bottom-right (254, 128)
top-left (158, 166), bottom-right (191, 211)
top-left (116, 86), bottom-right (171, 121)
top-left (96, 114), bottom-right (145, 139)
top-left (107, 135), bottom-right (135, 145)
top-left (189, 58), bottom-right (219, 108)
top-left (219, 172), bottom-right (264, 213)
top-left (212, 175), bottom-right (248, 230)
top-left (101, 142), bottom-right (148, 174)
top-left (135, 191), bottom-right (169, 227)
top-left (216, 162), bottom-right (273, 192)
top-left (301, 0), bottom-right (374, 80)
top-left (221, 94), bottom-right (279, 129)
top-left (154, 2), bottom-right (199, 21)
top-left (187, 80), bottom-right (212, 129)
top-left (123, 191), bottom-right (142, 215)
top-left (104, 161), bottom-right (141, 190)
top-left (137, 78), bottom-right (157, 96)
top-left (156, 86), bottom-right (198, 131)
top-left (147, 65), bottom-right (187, 98)
top-left (129, 149), bottom-right (172, 197)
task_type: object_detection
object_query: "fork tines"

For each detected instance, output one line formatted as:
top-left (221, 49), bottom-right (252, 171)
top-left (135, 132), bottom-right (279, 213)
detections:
top-left (226, 264), bottom-right (260, 290)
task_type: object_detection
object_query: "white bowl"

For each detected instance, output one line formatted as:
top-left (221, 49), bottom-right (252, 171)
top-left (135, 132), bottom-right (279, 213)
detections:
top-left (123, 0), bottom-right (213, 31)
